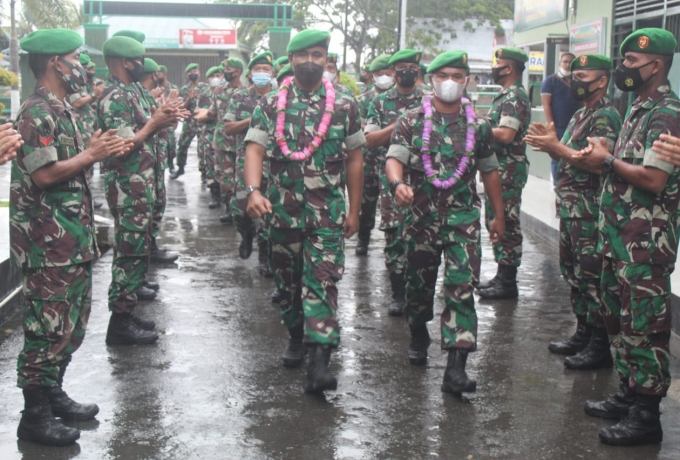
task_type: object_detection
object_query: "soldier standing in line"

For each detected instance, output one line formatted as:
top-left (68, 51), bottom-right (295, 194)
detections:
top-left (200, 65), bottom-right (224, 207)
top-left (157, 64), bottom-right (179, 173)
top-left (525, 55), bottom-right (622, 371)
top-left (323, 52), bottom-right (352, 95)
top-left (244, 29), bottom-right (365, 393)
top-left (570, 28), bottom-right (680, 447)
top-left (365, 49), bottom-right (430, 317)
top-left (11, 29), bottom-right (131, 445)
top-left (355, 54), bottom-right (393, 256)
top-left (98, 36), bottom-right (184, 345)
top-left (476, 47), bottom-right (531, 300)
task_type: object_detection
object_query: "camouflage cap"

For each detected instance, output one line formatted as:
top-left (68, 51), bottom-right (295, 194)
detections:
top-left (158, 65), bottom-right (168, 73)
top-left (20, 28), bottom-right (83, 55)
top-left (112, 30), bottom-right (146, 44)
top-left (143, 57), bottom-right (160, 73)
top-left (206, 66), bottom-right (222, 78)
top-left (495, 47), bottom-right (529, 63)
top-left (185, 63), bottom-right (199, 73)
top-left (79, 53), bottom-right (91, 65)
top-left (248, 51), bottom-right (274, 70)
top-left (286, 29), bottom-right (331, 54)
top-left (427, 50), bottom-right (470, 73)
top-left (570, 54), bottom-right (613, 71)
top-left (102, 36), bottom-right (145, 59)
top-left (388, 49), bottom-right (422, 65)
top-left (620, 28), bottom-right (677, 56)
top-left (369, 54), bottom-right (392, 72)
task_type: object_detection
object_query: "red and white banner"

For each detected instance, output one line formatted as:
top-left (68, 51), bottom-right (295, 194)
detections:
top-left (179, 29), bottom-right (237, 49)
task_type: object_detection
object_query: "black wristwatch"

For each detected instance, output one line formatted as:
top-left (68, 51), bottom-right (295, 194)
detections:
top-left (601, 155), bottom-right (616, 174)
top-left (389, 179), bottom-right (405, 195)
top-left (245, 185), bottom-right (260, 196)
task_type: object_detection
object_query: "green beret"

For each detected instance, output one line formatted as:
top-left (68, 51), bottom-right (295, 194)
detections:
top-left (570, 54), bottom-right (613, 71)
top-left (79, 53), bottom-right (91, 65)
top-left (286, 29), bottom-right (331, 54)
top-left (20, 28), bottom-right (83, 55)
top-left (102, 36), bottom-right (145, 58)
top-left (143, 58), bottom-right (159, 73)
top-left (87, 61), bottom-right (96, 70)
top-left (419, 63), bottom-right (427, 74)
top-left (495, 47), bottom-right (529, 64)
top-left (620, 28), bottom-right (678, 56)
top-left (185, 63), bottom-right (199, 73)
top-left (277, 63), bottom-right (293, 80)
top-left (248, 51), bottom-right (274, 70)
top-left (158, 65), bottom-right (168, 73)
top-left (388, 49), bottom-right (422, 65)
top-left (369, 54), bottom-right (392, 72)
top-left (218, 65), bottom-right (225, 73)
top-left (112, 30), bottom-right (146, 44)
top-left (275, 56), bottom-right (289, 68)
top-left (225, 58), bottom-right (245, 71)
top-left (206, 66), bottom-right (222, 78)
top-left (361, 64), bottom-right (370, 72)
top-left (427, 50), bottom-right (470, 73)
top-left (328, 52), bottom-right (338, 64)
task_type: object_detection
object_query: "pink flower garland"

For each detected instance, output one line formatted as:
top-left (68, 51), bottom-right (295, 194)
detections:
top-left (421, 96), bottom-right (476, 189)
top-left (275, 77), bottom-right (336, 161)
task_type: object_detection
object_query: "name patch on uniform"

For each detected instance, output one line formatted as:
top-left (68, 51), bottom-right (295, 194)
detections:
top-left (59, 134), bottom-right (75, 147)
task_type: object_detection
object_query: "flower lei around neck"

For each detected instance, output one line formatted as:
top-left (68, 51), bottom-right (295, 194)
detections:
top-left (421, 96), bottom-right (476, 189)
top-left (275, 77), bottom-right (336, 161)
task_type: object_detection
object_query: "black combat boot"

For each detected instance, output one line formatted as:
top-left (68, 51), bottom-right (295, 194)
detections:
top-left (548, 314), bottom-right (591, 356)
top-left (258, 240), bottom-right (273, 277)
top-left (599, 395), bottom-right (663, 446)
top-left (93, 199), bottom-right (103, 209)
top-left (477, 264), bottom-right (501, 290)
top-left (305, 344), bottom-right (337, 393)
top-left (564, 326), bottom-right (613, 370)
top-left (220, 198), bottom-right (233, 224)
top-left (441, 348), bottom-right (477, 395)
top-left (235, 217), bottom-right (255, 260)
top-left (208, 184), bottom-right (221, 209)
top-left (169, 161), bottom-right (175, 174)
top-left (106, 313), bottom-right (159, 346)
top-left (150, 238), bottom-right (179, 264)
top-left (47, 366), bottom-right (99, 421)
top-left (477, 265), bottom-right (518, 299)
top-left (271, 287), bottom-right (286, 305)
top-left (143, 280), bottom-right (160, 291)
top-left (135, 285), bottom-right (157, 301)
top-left (388, 272), bottom-right (406, 317)
top-left (17, 387), bottom-right (80, 446)
top-left (408, 324), bottom-right (431, 365)
top-left (130, 314), bottom-right (156, 331)
top-left (282, 323), bottom-right (305, 368)
top-left (585, 379), bottom-right (636, 419)
top-left (169, 166), bottom-right (184, 179)
top-left (355, 228), bottom-right (370, 256)
top-left (201, 170), bottom-right (207, 184)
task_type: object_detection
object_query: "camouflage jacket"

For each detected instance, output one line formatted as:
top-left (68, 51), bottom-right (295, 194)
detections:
top-left (245, 80), bottom-right (365, 229)
top-left (140, 88), bottom-right (170, 168)
top-left (97, 75), bottom-right (156, 207)
top-left (179, 81), bottom-right (211, 115)
top-left (557, 97), bottom-right (622, 219)
top-left (10, 85), bottom-right (98, 269)
top-left (67, 79), bottom-right (101, 135)
top-left (357, 86), bottom-right (383, 174)
top-left (226, 85), bottom-right (267, 158)
top-left (487, 80), bottom-right (531, 185)
top-left (387, 101), bottom-right (498, 226)
top-left (210, 83), bottom-right (238, 151)
top-left (598, 81), bottom-right (680, 265)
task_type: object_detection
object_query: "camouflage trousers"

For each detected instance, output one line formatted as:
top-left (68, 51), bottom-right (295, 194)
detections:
top-left (167, 127), bottom-right (177, 167)
top-left (233, 176), bottom-right (270, 250)
top-left (559, 218), bottom-right (603, 327)
top-left (152, 165), bottom-right (167, 239)
top-left (358, 173), bottom-right (380, 236)
top-left (270, 227), bottom-right (345, 347)
top-left (404, 217), bottom-right (481, 350)
top-left (199, 124), bottom-right (216, 178)
top-left (485, 190), bottom-right (523, 267)
top-left (600, 257), bottom-right (672, 396)
top-left (176, 118), bottom-right (199, 168)
top-left (214, 149), bottom-right (236, 204)
top-left (17, 262), bottom-right (92, 389)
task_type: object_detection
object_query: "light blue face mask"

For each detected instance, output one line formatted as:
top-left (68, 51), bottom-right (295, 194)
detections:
top-left (251, 72), bottom-right (272, 88)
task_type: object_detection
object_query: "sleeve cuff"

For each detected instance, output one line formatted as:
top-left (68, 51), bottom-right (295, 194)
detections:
top-left (364, 124), bottom-right (380, 134)
top-left (643, 147), bottom-right (676, 175)
top-left (24, 146), bottom-right (58, 174)
top-left (386, 144), bottom-right (411, 165)
top-left (344, 130), bottom-right (366, 151)
top-left (540, 92), bottom-right (552, 96)
top-left (499, 116), bottom-right (521, 131)
top-left (224, 113), bottom-right (237, 122)
top-left (477, 153), bottom-right (499, 172)
top-left (244, 128), bottom-right (270, 148)
top-left (67, 93), bottom-right (83, 104)
top-left (117, 126), bottom-right (136, 140)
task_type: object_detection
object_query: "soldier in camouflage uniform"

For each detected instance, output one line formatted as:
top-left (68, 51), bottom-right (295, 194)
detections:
top-left (224, 52), bottom-right (274, 276)
top-left (244, 30), bottom-right (365, 393)
top-left (98, 36), bottom-right (183, 346)
top-left (11, 29), bottom-right (131, 446)
top-left (569, 29), bottom-right (680, 447)
top-left (525, 54), bottom-right (622, 372)
top-left (476, 47), bottom-right (531, 300)
top-left (324, 52), bottom-right (353, 96)
top-left (157, 64), bottom-right (179, 173)
top-left (354, 54), bottom-right (393, 256)
top-left (68, 54), bottom-right (102, 148)
top-left (365, 49), bottom-right (429, 316)
top-left (198, 65), bottom-right (224, 205)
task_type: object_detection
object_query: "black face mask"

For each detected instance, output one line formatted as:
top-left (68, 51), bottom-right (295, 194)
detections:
top-left (294, 62), bottom-right (324, 87)
top-left (223, 71), bottom-right (236, 82)
top-left (126, 60), bottom-right (145, 82)
top-left (188, 73), bottom-right (199, 82)
top-left (492, 65), bottom-right (510, 84)
top-left (86, 72), bottom-right (95, 80)
top-left (570, 77), bottom-right (602, 101)
top-left (395, 68), bottom-right (418, 88)
top-left (157, 77), bottom-right (165, 85)
top-left (614, 60), bottom-right (656, 92)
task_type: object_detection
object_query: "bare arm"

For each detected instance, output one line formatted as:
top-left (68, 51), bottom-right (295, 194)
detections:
top-left (344, 147), bottom-right (364, 238)
top-left (541, 94), bottom-right (554, 125)
top-left (480, 169), bottom-right (505, 243)
top-left (385, 157), bottom-right (414, 207)
top-left (365, 123), bottom-right (396, 149)
top-left (245, 142), bottom-right (272, 218)
top-left (492, 127), bottom-right (517, 145)
top-left (224, 118), bottom-right (251, 135)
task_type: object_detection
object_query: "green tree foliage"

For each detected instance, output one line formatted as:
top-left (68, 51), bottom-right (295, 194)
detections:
top-left (20, 0), bottom-right (81, 31)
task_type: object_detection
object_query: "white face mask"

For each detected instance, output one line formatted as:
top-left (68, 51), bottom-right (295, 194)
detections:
top-left (434, 79), bottom-right (466, 103)
top-left (374, 74), bottom-right (394, 90)
top-left (323, 71), bottom-right (336, 81)
top-left (558, 67), bottom-right (572, 77)
top-left (209, 77), bottom-right (222, 87)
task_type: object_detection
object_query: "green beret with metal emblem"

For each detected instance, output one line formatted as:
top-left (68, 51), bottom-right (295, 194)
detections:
top-left (113, 30), bottom-right (146, 44)
top-left (143, 57), bottom-right (160, 73)
top-left (102, 36), bottom-right (145, 58)
top-left (570, 54), bottom-right (613, 71)
top-left (206, 66), bottom-right (222, 78)
top-left (369, 54), bottom-right (392, 72)
top-left (388, 49), bottom-right (422, 65)
top-left (248, 51), bottom-right (274, 70)
top-left (494, 47), bottom-right (529, 63)
top-left (620, 28), bottom-right (678, 56)
top-left (79, 53), bottom-right (91, 65)
top-left (427, 50), bottom-right (470, 73)
top-left (20, 28), bottom-right (83, 55)
top-left (158, 65), bottom-right (168, 73)
top-left (328, 52), bottom-right (339, 64)
top-left (225, 58), bottom-right (245, 70)
top-left (185, 63), bottom-right (199, 73)
top-left (277, 63), bottom-right (294, 80)
top-left (286, 29), bottom-right (331, 54)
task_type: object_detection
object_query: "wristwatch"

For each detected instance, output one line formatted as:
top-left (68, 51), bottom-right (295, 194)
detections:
top-left (389, 179), bottom-right (405, 195)
top-left (245, 185), bottom-right (260, 196)
top-left (601, 155), bottom-right (616, 174)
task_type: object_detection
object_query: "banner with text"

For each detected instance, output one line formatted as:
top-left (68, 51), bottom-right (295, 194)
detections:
top-left (515, 0), bottom-right (567, 32)
top-left (179, 29), bottom-right (237, 49)
top-left (570, 18), bottom-right (607, 55)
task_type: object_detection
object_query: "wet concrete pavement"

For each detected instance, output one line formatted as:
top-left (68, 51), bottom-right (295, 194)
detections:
top-left (1, 148), bottom-right (680, 460)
